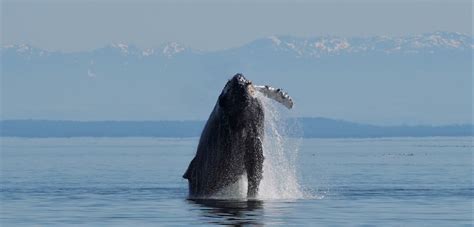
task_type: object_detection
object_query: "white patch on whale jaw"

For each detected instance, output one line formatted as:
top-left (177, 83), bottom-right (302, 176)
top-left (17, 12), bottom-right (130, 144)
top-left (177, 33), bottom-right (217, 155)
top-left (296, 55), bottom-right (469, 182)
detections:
top-left (247, 84), bottom-right (257, 97)
top-left (210, 173), bottom-right (249, 199)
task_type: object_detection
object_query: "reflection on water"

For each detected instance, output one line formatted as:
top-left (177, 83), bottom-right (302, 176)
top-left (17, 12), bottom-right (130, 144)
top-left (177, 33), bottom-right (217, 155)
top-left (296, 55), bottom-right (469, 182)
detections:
top-left (188, 199), bottom-right (264, 226)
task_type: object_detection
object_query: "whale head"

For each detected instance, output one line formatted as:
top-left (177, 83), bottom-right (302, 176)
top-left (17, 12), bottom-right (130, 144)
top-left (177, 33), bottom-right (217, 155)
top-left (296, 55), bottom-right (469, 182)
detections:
top-left (219, 73), bottom-right (294, 112)
top-left (218, 73), bottom-right (258, 112)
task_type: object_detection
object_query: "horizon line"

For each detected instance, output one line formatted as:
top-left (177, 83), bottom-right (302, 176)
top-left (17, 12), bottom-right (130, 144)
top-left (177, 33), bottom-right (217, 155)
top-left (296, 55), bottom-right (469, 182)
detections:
top-left (1, 118), bottom-right (472, 127)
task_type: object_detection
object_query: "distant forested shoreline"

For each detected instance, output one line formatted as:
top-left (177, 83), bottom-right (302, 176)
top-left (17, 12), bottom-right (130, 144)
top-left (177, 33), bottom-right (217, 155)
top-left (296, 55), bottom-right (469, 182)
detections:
top-left (0, 118), bottom-right (472, 138)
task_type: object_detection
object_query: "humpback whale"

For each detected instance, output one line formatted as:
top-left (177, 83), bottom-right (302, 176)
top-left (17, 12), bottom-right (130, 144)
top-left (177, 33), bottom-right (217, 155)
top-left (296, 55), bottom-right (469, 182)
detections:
top-left (183, 74), bottom-right (293, 198)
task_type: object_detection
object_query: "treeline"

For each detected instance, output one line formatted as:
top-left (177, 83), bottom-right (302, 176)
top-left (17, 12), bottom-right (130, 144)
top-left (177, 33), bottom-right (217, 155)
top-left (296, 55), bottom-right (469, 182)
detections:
top-left (299, 118), bottom-right (473, 138)
top-left (0, 120), bottom-right (204, 138)
top-left (0, 118), bottom-right (472, 138)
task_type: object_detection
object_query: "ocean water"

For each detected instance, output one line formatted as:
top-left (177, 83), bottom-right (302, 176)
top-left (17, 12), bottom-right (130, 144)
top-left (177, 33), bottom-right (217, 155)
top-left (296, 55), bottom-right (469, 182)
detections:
top-left (1, 136), bottom-right (472, 226)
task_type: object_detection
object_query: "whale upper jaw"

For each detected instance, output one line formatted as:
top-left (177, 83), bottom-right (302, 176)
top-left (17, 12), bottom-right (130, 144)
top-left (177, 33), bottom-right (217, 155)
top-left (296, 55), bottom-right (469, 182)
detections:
top-left (221, 74), bottom-right (252, 98)
top-left (225, 73), bottom-right (294, 109)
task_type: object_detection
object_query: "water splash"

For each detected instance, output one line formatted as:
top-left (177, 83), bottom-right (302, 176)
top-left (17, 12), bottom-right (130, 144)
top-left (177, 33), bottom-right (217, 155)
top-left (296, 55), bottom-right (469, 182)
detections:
top-left (211, 92), bottom-right (305, 200)
top-left (211, 173), bottom-right (249, 199)
top-left (255, 92), bottom-right (304, 199)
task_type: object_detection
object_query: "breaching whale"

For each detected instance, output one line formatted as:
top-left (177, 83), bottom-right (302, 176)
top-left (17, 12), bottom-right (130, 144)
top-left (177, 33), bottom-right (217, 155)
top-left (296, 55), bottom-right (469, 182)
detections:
top-left (183, 74), bottom-right (293, 198)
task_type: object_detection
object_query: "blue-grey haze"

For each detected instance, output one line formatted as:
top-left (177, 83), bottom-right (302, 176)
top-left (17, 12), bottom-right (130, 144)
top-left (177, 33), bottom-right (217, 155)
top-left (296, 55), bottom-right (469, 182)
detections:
top-left (1, 32), bottom-right (472, 125)
top-left (2, 0), bottom-right (472, 52)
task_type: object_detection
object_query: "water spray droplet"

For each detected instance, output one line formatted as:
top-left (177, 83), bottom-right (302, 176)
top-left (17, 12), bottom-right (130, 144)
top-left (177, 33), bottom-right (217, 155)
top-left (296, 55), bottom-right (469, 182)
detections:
top-left (256, 92), bottom-right (304, 199)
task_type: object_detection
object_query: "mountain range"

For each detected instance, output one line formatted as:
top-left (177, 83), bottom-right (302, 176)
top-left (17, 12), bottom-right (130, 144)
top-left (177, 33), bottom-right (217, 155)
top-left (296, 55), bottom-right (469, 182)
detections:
top-left (1, 31), bottom-right (472, 124)
top-left (3, 31), bottom-right (472, 59)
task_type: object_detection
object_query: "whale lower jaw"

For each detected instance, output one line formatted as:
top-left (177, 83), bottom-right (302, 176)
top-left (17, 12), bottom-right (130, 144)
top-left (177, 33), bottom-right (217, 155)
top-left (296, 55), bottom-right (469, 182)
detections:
top-left (208, 173), bottom-right (249, 199)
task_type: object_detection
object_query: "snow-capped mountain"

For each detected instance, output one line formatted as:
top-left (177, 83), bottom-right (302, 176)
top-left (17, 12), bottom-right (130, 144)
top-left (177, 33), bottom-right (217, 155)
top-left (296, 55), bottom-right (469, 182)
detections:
top-left (99, 41), bottom-right (191, 58)
top-left (1, 41), bottom-right (192, 59)
top-left (2, 32), bottom-right (471, 81)
top-left (2, 32), bottom-right (471, 60)
top-left (1, 32), bottom-right (472, 123)
top-left (242, 31), bottom-right (472, 58)
top-left (2, 44), bottom-right (53, 58)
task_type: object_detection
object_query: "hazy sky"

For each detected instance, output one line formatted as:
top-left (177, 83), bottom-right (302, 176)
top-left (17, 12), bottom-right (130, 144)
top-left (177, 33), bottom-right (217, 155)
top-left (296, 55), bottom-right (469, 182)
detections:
top-left (1, 0), bottom-right (472, 125)
top-left (2, 0), bottom-right (472, 52)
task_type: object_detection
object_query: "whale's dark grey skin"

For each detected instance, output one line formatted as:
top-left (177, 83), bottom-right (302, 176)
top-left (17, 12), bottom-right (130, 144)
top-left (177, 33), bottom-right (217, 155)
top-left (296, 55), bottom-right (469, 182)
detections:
top-left (183, 74), bottom-right (265, 198)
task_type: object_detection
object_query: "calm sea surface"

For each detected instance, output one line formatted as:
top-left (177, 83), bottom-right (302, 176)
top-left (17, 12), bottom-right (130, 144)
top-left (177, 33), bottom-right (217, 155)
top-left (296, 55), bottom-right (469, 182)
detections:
top-left (1, 137), bottom-right (472, 226)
